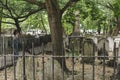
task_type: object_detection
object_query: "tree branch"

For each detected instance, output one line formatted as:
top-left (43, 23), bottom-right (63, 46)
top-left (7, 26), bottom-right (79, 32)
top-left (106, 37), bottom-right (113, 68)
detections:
top-left (19, 16), bottom-right (29, 22)
top-left (5, 0), bottom-right (14, 17)
top-left (1, 20), bottom-right (15, 25)
top-left (97, 2), bottom-right (114, 11)
top-left (0, 11), bottom-right (11, 18)
top-left (60, 0), bottom-right (79, 15)
top-left (17, 8), bottom-right (42, 19)
top-left (23, 0), bottom-right (46, 8)
top-left (0, 0), bottom-right (14, 17)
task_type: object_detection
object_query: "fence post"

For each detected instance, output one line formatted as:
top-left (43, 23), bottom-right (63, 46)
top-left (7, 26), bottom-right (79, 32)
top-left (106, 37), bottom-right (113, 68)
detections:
top-left (82, 41), bottom-right (84, 80)
top-left (22, 42), bottom-right (26, 80)
top-left (113, 42), bottom-right (116, 79)
top-left (52, 44), bottom-right (54, 80)
top-left (32, 42), bottom-right (35, 80)
top-left (70, 38), bottom-right (74, 80)
top-left (41, 43), bottom-right (45, 80)
top-left (3, 35), bottom-right (7, 80)
top-left (103, 42), bottom-right (105, 80)
top-left (92, 40), bottom-right (95, 80)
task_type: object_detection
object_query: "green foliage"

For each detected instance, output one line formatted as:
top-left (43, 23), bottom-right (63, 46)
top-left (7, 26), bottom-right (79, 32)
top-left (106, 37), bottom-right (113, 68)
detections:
top-left (21, 11), bottom-right (50, 33)
top-left (62, 0), bottom-right (104, 33)
top-left (0, 0), bottom-right (49, 32)
top-left (0, 0), bottom-right (118, 35)
top-left (112, 0), bottom-right (120, 18)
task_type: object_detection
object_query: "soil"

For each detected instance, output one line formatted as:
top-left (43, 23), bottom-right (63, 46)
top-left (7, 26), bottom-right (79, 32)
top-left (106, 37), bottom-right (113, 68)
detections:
top-left (0, 54), bottom-right (114, 80)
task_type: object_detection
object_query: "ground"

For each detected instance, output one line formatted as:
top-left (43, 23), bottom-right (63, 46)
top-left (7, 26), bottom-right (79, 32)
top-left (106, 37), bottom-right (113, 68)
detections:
top-left (0, 54), bottom-right (114, 80)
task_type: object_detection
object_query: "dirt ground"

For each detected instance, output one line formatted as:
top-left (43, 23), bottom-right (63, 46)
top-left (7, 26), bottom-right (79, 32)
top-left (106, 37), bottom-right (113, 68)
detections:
top-left (0, 54), bottom-right (115, 80)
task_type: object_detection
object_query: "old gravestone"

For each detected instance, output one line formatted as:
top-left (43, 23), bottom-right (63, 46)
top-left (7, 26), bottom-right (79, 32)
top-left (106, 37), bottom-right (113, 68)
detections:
top-left (115, 44), bottom-right (120, 79)
top-left (107, 37), bottom-right (114, 52)
top-left (0, 36), bottom-right (10, 55)
top-left (81, 38), bottom-right (95, 64)
top-left (110, 44), bottom-right (120, 80)
top-left (16, 55), bottom-right (67, 80)
top-left (97, 38), bottom-right (109, 61)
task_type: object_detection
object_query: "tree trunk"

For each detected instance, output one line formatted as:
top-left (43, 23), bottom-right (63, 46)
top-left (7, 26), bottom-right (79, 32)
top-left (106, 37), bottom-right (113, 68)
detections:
top-left (0, 8), bottom-right (3, 36)
top-left (40, 15), bottom-right (47, 34)
top-left (45, 0), bottom-right (68, 71)
top-left (113, 18), bottom-right (120, 36)
top-left (97, 23), bottom-right (101, 35)
top-left (109, 19), bottom-right (113, 36)
top-left (14, 19), bottom-right (21, 32)
top-left (109, 24), bottom-right (112, 36)
top-left (0, 20), bottom-right (1, 36)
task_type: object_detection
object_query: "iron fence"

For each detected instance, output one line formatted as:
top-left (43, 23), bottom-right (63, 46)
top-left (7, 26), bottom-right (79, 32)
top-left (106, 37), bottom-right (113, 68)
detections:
top-left (0, 36), bottom-right (120, 80)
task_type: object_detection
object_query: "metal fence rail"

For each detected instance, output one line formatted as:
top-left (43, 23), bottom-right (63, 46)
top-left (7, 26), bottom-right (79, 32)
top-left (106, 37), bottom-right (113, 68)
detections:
top-left (0, 36), bottom-right (119, 80)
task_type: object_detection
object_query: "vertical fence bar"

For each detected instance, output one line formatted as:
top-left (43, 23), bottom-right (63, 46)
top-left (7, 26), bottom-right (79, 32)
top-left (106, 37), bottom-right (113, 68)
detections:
top-left (41, 43), bottom-right (45, 80)
top-left (82, 41), bottom-right (84, 80)
top-left (62, 44), bottom-right (64, 80)
top-left (32, 42), bottom-right (35, 80)
top-left (113, 42), bottom-right (116, 79)
top-left (92, 40), bottom-right (95, 80)
top-left (103, 42), bottom-right (105, 80)
top-left (13, 37), bottom-right (16, 80)
top-left (3, 35), bottom-right (7, 80)
top-left (52, 44), bottom-right (54, 80)
top-left (72, 39), bottom-right (74, 80)
top-left (22, 42), bottom-right (26, 80)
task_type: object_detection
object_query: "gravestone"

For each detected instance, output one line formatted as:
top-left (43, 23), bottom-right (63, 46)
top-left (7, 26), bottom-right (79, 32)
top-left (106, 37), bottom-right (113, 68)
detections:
top-left (81, 38), bottom-right (95, 64)
top-left (0, 37), bottom-right (2, 54)
top-left (91, 36), bottom-right (98, 45)
top-left (0, 37), bottom-right (9, 54)
top-left (16, 56), bottom-right (67, 80)
top-left (110, 45), bottom-right (120, 79)
top-left (107, 37), bottom-right (114, 52)
top-left (97, 38), bottom-right (109, 60)
top-left (114, 46), bottom-right (120, 79)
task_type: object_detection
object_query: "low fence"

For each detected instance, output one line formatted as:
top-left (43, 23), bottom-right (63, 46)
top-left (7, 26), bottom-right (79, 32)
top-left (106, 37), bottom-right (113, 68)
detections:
top-left (0, 36), bottom-right (120, 80)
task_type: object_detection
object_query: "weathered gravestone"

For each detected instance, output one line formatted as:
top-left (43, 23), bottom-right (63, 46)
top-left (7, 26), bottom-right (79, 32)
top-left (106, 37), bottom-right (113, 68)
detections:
top-left (81, 38), bottom-right (95, 64)
top-left (110, 45), bottom-right (120, 80)
top-left (16, 55), bottom-right (67, 80)
top-left (0, 37), bottom-right (11, 54)
top-left (114, 44), bottom-right (120, 79)
top-left (91, 36), bottom-right (98, 45)
top-left (107, 37), bottom-right (114, 52)
top-left (0, 37), bottom-right (2, 54)
top-left (67, 73), bottom-right (92, 80)
top-left (97, 38), bottom-right (109, 61)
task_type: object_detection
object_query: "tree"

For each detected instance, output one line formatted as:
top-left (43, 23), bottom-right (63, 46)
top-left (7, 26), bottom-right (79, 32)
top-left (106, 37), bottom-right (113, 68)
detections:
top-left (63, 0), bottom-right (105, 35)
top-left (0, 7), bottom-right (2, 36)
top-left (24, 0), bottom-right (79, 72)
top-left (97, 0), bottom-right (120, 35)
top-left (0, 0), bottom-right (43, 32)
top-left (22, 12), bottom-right (49, 34)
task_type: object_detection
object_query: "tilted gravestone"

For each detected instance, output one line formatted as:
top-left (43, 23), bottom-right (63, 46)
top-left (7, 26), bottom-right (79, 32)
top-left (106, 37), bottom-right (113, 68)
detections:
top-left (0, 38), bottom-right (2, 54)
top-left (110, 45), bottom-right (120, 80)
top-left (97, 38), bottom-right (109, 60)
top-left (113, 44), bottom-right (120, 80)
top-left (0, 37), bottom-right (10, 55)
top-left (81, 38), bottom-right (95, 64)
top-left (16, 56), bottom-right (67, 80)
top-left (107, 37), bottom-right (114, 52)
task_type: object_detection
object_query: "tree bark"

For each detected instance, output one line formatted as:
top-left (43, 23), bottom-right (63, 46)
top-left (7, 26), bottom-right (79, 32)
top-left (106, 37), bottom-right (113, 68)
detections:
top-left (14, 18), bottom-right (21, 32)
top-left (0, 20), bottom-right (1, 36)
top-left (40, 15), bottom-right (47, 34)
top-left (113, 18), bottom-right (120, 36)
top-left (45, 0), bottom-right (68, 71)
top-left (97, 24), bottom-right (101, 35)
top-left (0, 8), bottom-right (3, 36)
